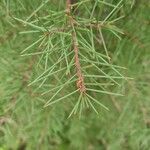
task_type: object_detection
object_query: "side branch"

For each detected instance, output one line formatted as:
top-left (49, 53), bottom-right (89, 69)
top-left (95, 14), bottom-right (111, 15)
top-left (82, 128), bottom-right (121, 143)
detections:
top-left (66, 0), bottom-right (86, 93)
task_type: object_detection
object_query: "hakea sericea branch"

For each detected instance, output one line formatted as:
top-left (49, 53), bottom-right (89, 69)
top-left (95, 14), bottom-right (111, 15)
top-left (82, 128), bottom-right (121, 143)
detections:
top-left (66, 0), bottom-right (86, 93)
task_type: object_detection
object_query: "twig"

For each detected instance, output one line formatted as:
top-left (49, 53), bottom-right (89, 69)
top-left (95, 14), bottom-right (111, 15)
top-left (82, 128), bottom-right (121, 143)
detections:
top-left (66, 0), bottom-right (86, 93)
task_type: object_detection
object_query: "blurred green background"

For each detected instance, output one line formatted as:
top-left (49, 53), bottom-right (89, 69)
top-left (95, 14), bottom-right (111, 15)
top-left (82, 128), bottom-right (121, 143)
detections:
top-left (0, 0), bottom-right (150, 149)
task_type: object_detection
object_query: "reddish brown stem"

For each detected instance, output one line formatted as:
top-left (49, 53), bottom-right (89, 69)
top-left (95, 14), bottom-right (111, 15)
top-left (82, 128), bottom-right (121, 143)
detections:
top-left (66, 0), bottom-right (86, 93)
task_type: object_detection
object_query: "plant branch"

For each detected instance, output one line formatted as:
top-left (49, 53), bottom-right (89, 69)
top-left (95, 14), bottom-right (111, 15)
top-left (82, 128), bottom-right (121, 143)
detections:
top-left (66, 0), bottom-right (86, 93)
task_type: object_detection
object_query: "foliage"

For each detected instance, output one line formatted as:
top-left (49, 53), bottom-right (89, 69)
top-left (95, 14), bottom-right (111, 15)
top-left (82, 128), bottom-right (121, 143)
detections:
top-left (0, 0), bottom-right (150, 149)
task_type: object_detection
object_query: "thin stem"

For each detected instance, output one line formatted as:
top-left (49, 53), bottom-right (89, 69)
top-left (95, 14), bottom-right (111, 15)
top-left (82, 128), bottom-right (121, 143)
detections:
top-left (66, 0), bottom-right (86, 93)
